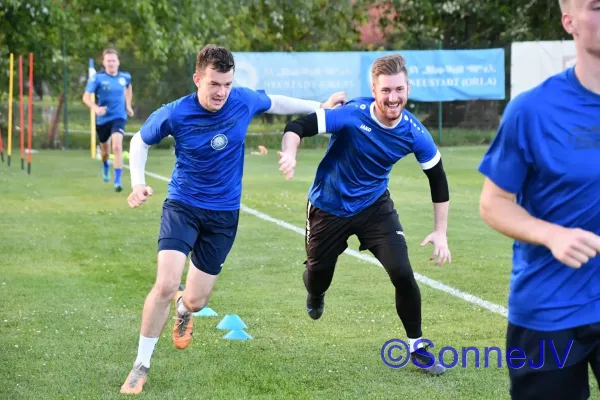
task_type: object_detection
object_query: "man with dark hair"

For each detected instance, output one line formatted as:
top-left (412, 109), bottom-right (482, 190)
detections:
top-left (120, 44), bottom-right (345, 395)
top-left (479, 0), bottom-right (600, 398)
top-left (83, 48), bottom-right (134, 192)
top-left (278, 53), bottom-right (450, 376)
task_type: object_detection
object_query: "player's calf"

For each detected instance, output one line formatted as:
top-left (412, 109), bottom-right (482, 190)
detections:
top-left (111, 132), bottom-right (123, 192)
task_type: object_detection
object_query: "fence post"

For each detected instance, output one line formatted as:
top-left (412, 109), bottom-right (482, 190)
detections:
top-left (62, 37), bottom-right (69, 148)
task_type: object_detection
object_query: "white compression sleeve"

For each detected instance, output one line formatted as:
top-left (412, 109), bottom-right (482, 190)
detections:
top-left (266, 95), bottom-right (322, 115)
top-left (129, 132), bottom-right (150, 187)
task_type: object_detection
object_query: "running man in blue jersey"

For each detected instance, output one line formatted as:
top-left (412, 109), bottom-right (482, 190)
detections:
top-left (120, 44), bottom-right (345, 395)
top-left (278, 54), bottom-right (451, 376)
top-left (83, 48), bottom-right (134, 192)
top-left (478, 1), bottom-right (600, 399)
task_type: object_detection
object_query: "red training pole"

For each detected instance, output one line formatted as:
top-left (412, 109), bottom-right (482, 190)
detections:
top-left (19, 55), bottom-right (24, 170)
top-left (27, 53), bottom-right (33, 175)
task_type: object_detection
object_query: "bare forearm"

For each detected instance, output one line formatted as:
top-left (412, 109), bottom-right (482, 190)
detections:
top-left (480, 196), bottom-right (557, 246)
top-left (126, 87), bottom-right (133, 108)
top-left (281, 132), bottom-right (301, 157)
top-left (433, 201), bottom-right (449, 233)
top-left (82, 93), bottom-right (96, 110)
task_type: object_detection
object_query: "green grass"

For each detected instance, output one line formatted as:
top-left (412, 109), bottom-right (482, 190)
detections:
top-left (1, 148), bottom-right (597, 399)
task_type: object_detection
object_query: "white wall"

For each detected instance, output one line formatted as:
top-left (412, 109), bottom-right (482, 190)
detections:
top-left (510, 40), bottom-right (576, 99)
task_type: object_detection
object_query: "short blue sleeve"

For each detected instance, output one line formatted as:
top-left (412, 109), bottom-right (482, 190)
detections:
top-left (478, 95), bottom-right (532, 194)
top-left (140, 104), bottom-right (173, 145)
top-left (238, 88), bottom-right (272, 116)
top-left (319, 106), bottom-right (352, 134)
top-left (122, 72), bottom-right (132, 87)
top-left (411, 120), bottom-right (439, 169)
top-left (85, 75), bottom-right (98, 94)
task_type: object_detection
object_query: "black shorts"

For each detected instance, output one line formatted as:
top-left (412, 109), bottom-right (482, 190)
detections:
top-left (157, 198), bottom-right (239, 275)
top-left (97, 118), bottom-right (126, 143)
top-left (305, 190), bottom-right (405, 271)
top-left (506, 321), bottom-right (600, 400)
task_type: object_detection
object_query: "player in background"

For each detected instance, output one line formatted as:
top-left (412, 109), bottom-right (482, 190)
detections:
top-left (82, 48), bottom-right (134, 192)
top-left (478, 0), bottom-right (600, 398)
top-left (120, 44), bottom-right (346, 395)
top-left (278, 54), bottom-right (451, 376)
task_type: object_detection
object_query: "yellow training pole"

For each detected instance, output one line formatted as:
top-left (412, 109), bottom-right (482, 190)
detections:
top-left (7, 53), bottom-right (13, 167)
top-left (91, 93), bottom-right (96, 159)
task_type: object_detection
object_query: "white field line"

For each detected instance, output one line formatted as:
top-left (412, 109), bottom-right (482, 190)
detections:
top-left (129, 167), bottom-right (509, 318)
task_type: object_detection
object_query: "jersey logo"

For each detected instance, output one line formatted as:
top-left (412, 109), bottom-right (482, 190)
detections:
top-left (118, 77), bottom-right (127, 86)
top-left (211, 134), bottom-right (228, 150)
top-left (360, 124), bottom-right (372, 132)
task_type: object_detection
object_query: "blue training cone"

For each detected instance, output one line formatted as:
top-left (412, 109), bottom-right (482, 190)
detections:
top-left (216, 314), bottom-right (248, 330)
top-left (193, 307), bottom-right (218, 317)
top-left (222, 329), bottom-right (253, 340)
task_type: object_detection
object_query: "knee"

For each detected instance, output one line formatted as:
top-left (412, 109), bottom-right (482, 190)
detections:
top-left (183, 295), bottom-right (208, 313)
top-left (112, 143), bottom-right (122, 154)
top-left (305, 257), bottom-right (335, 273)
top-left (386, 261), bottom-right (417, 288)
top-left (152, 280), bottom-right (179, 301)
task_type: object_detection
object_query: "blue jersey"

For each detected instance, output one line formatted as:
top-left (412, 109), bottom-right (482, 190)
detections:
top-left (85, 70), bottom-right (131, 125)
top-left (140, 87), bottom-right (272, 211)
top-left (478, 67), bottom-right (600, 331)
top-left (309, 97), bottom-right (440, 217)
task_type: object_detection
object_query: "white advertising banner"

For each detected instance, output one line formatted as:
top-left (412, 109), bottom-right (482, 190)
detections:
top-left (510, 40), bottom-right (576, 99)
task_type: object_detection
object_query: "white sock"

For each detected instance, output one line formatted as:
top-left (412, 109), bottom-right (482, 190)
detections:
top-left (134, 335), bottom-right (159, 368)
top-left (177, 297), bottom-right (190, 315)
top-left (409, 337), bottom-right (424, 353)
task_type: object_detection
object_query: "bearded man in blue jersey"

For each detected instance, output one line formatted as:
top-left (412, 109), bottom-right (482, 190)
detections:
top-left (278, 54), bottom-right (451, 376)
top-left (478, 1), bottom-right (600, 399)
top-left (120, 44), bottom-right (345, 395)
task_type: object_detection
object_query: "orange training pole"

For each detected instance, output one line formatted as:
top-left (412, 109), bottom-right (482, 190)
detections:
top-left (19, 55), bottom-right (24, 170)
top-left (27, 53), bottom-right (33, 175)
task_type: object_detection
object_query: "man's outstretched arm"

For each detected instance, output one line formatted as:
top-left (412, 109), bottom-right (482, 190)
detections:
top-left (266, 92), bottom-right (345, 115)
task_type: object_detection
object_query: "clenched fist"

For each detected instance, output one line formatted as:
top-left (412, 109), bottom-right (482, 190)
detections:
top-left (128, 185), bottom-right (153, 208)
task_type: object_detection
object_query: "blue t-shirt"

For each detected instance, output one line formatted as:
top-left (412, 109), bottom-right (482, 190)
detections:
top-left (478, 67), bottom-right (600, 331)
top-left (140, 87), bottom-right (272, 211)
top-left (308, 97), bottom-right (440, 217)
top-left (85, 70), bottom-right (132, 125)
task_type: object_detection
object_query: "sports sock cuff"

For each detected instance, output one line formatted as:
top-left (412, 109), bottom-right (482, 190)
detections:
top-left (177, 297), bottom-right (190, 315)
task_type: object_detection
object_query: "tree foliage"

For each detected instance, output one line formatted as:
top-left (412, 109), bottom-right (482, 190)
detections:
top-left (374, 0), bottom-right (569, 50)
top-left (0, 0), bottom-right (573, 113)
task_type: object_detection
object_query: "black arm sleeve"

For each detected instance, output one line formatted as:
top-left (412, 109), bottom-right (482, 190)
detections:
top-left (283, 112), bottom-right (319, 139)
top-left (423, 158), bottom-right (450, 203)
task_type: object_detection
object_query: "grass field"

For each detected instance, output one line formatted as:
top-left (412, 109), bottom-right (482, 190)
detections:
top-left (1, 147), bottom-right (597, 400)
